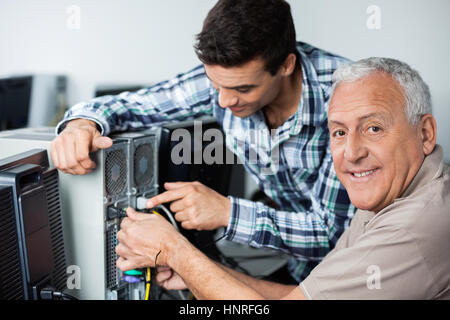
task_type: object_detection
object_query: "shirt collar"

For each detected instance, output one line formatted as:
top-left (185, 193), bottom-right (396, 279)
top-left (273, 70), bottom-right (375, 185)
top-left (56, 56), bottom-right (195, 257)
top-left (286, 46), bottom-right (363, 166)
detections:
top-left (297, 46), bottom-right (328, 128)
top-left (400, 144), bottom-right (446, 199)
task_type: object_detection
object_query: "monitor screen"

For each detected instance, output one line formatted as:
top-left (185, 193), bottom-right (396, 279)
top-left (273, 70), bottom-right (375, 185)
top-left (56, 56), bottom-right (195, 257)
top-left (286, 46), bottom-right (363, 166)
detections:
top-left (0, 76), bottom-right (32, 131)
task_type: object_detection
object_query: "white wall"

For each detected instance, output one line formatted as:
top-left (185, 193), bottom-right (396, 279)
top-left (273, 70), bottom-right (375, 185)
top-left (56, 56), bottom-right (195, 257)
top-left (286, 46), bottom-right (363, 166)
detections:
top-left (1, 0), bottom-right (449, 161)
top-left (292, 0), bottom-right (450, 162)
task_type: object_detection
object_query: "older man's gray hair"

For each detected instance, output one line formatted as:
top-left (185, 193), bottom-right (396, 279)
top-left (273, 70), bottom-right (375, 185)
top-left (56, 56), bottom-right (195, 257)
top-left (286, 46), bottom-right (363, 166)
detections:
top-left (331, 57), bottom-right (432, 124)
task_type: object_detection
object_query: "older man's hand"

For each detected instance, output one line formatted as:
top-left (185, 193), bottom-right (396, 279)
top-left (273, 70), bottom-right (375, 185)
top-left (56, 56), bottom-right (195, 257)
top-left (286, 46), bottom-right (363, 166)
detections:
top-left (155, 266), bottom-right (188, 291)
top-left (115, 208), bottom-right (183, 271)
top-left (146, 181), bottom-right (231, 231)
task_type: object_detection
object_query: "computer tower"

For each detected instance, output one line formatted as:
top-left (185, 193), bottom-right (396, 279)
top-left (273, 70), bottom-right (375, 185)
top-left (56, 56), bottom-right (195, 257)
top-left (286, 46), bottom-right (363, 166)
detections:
top-left (0, 127), bottom-right (158, 300)
top-left (0, 149), bottom-right (66, 300)
top-left (106, 130), bottom-right (159, 299)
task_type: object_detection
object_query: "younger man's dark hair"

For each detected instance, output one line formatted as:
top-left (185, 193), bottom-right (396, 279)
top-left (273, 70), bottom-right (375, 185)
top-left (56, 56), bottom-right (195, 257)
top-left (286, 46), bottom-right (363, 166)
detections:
top-left (194, 0), bottom-right (300, 75)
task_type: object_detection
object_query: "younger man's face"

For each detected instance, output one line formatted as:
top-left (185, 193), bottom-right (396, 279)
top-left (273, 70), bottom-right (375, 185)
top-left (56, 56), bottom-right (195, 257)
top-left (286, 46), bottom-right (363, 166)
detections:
top-left (205, 57), bottom-right (284, 118)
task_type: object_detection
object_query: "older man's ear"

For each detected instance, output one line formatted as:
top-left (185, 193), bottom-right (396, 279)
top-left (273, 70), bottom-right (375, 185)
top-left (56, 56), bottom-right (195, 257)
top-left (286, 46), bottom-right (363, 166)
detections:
top-left (419, 114), bottom-right (437, 156)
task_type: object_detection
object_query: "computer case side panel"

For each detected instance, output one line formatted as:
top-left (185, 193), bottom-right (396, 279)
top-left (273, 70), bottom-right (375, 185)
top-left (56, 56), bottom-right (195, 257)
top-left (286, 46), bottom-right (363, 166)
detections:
top-left (0, 164), bottom-right (54, 299)
top-left (0, 185), bottom-right (26, 300)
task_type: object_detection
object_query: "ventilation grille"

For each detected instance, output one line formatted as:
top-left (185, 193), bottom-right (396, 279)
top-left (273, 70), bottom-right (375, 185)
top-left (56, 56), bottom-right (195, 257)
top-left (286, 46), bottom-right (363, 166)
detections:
top-left (105, 149), bottom-right (127, 197)
top-left (134, 143), bottom-right (154, 188)
top-left (0, 187), bottom-right (25, 300)
top-left (42, 169), bottom-right (67, 291)
top-left (106, 224), bottom-right (119, 289)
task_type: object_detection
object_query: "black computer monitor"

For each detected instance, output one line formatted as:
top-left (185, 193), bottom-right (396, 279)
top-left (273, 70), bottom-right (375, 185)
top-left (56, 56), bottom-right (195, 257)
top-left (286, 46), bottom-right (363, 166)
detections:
top-left (0, 76), bottom-right (33, 130)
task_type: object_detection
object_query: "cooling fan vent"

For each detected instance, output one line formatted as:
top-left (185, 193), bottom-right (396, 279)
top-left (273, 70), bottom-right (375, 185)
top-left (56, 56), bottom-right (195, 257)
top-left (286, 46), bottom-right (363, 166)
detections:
top-left (105, 149), bottom-right (127, 196)
top-left (133, 143), bottom-right (154, 188)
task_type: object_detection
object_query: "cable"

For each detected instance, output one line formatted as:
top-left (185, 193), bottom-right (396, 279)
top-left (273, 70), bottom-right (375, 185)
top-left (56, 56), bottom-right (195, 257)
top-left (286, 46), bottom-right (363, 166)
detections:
top-left (40, 287), bottom-right (78, 300)
top-left (198, 231), bottom-right (251, 275)
top-left (199, 232), bottom-right (227, 250)
top-left (144, 267), bottom-right (151, 300)
top-left (178, 290), bottom-right (187, 300)
top-left (136, 196), bottom-right (179, 231)
top-left (155, 204), bottom-right (179, 232)
top-left (142, 206), bottom-right (179, 301)
top-left (57, 291), bottom-right (78, 300)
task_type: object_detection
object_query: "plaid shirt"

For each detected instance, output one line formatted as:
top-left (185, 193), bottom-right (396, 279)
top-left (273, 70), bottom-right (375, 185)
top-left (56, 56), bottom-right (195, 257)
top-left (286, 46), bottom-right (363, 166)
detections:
top-left (57, 42), bottom-right (356, 281)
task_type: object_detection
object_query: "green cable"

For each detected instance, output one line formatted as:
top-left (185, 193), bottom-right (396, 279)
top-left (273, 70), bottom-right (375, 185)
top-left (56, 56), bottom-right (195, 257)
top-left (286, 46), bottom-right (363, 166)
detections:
top-left (124, 269), bottom-right (143, 276)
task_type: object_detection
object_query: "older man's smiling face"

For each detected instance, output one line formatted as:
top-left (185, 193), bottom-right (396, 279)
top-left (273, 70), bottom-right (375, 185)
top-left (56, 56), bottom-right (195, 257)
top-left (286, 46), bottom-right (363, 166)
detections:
top-left (328, 72), bottom-right (425, 213)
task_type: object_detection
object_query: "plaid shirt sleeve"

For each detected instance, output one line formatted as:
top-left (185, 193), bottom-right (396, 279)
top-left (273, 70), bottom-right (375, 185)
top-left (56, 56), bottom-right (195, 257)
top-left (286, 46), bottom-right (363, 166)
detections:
top-left (55, 65), bottom-right (215, 135)
top-left (225, 140), bottom-right (354, 262)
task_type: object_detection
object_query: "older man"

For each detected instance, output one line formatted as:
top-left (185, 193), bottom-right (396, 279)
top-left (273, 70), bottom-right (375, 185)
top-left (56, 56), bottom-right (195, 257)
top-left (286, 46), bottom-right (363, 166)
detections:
top-left (116, 57), bottom-right (450, 299)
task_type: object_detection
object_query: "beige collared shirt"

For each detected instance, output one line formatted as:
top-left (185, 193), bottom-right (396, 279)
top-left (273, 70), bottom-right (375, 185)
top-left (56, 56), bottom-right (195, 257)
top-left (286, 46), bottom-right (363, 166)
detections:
top-left (300, 145), bottom-right (450, 299)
